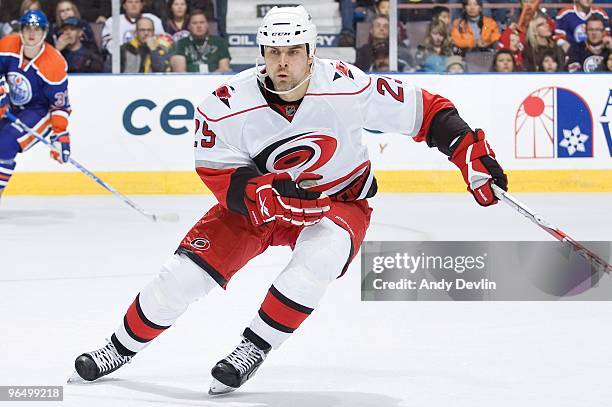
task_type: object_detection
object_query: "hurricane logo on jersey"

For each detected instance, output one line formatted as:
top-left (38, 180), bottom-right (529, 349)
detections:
top-left (7, 72), bottom-right (32, 106)
top-left (190, 237), bottom-right (210, 250)
top-left (514, 87), bottom-right (593, 159)
top-left (213, 85), bottom-right (235, 109)
top-left (254, 131), bottom-right (337, 175)
top-left (333, 61), bottom-right (354, 81)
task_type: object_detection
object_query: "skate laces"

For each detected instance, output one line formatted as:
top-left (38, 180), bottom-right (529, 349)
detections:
top-left (225, 338), bottom-right (266, 375)
top-left (89, 342), bottom-right (131, 373)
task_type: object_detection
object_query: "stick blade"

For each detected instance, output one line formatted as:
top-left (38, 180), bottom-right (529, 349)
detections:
top-left (152, 212), bottom-right (180, 222)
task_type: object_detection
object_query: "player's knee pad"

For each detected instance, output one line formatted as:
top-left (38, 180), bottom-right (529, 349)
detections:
top-left (139, 253), bottom-right (217, 323)
top-left (275, 218), bottom-right (351, 307)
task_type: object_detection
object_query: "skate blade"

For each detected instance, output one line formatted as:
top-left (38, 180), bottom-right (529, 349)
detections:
top-left (67, 370), bottom-right (85, 384)
top-left (208, 378), bottom-right (237, 395)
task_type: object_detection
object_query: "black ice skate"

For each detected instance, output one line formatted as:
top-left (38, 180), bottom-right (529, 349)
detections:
top-left (209, 334), bottom-right (271, 395)
top-left (69, 341), bottom-right (132, 382)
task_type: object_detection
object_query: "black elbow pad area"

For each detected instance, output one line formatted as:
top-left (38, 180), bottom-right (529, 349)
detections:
top-left (426, 108), bottom-right (472, 157)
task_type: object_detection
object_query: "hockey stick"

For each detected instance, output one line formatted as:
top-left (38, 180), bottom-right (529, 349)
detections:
top-left (6, 112), bottom-right (179, 222)
top-left (492, 184), bottom-right (612, 274)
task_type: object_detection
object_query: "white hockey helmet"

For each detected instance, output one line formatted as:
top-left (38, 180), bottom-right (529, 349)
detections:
top-left (256, 5), bottom-right (317, 58)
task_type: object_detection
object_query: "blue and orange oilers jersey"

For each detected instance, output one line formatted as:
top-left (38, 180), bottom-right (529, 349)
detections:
top-left (0, 34), bottom-right (71, 132)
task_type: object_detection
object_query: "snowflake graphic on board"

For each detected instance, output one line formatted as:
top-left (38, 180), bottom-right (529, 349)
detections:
top-left (559, 126), bottom-right (589, 156)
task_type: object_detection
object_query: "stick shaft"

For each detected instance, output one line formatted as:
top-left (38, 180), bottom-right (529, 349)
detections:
top-left (492, 184), bottom-right (612, 274)
top-left (7, 112), bottom-right (157, 221)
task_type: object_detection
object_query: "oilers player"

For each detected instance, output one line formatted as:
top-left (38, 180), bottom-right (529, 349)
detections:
top-left (0, 10), bottom-right (71, 199)
top-left (72, 5), bottom-right (508, 395)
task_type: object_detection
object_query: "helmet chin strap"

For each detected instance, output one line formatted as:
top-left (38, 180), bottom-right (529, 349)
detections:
top-left (255, 56), bottom-right (315, 96)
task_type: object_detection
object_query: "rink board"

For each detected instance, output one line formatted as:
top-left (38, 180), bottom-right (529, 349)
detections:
top-left (6, 72), bottom-right (612, 195)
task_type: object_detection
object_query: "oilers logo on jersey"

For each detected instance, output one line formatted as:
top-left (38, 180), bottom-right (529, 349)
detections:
top-left (7, 72), bottom-right (33, 105)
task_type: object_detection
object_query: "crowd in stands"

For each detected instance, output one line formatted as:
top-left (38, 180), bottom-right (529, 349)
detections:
top-left (0, 0), bottom-right (610, 73)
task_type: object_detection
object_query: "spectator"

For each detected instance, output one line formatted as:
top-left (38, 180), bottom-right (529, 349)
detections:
top-left (78, 1), bottom-right (111, 23)
top-left (164, 0), bottom-right (190, 41)
top-left (338, 0), bottom-right (356, 46)
top-left (355, 14), bottom-right (412, 71)
top-left (451, 0), bottom-right (501, 53)
top-left (54, 1), bottom-right (97, 51)
top-left (523, 13), bottom-right (566, 72)
top-left (568, 14), bottom-right (610, 71)
top-left (366, 0), bottom-right (389, 21)
top-left (371, 41), bottom-right (390, 71)
top-left (432, 6), bottom-right (451, 27)
top-left (540, 49), bottom-right (562, 72)
top-left (606, 52), bottom-right (612, 71)
top-left (497, 25), bottom-right (525, 70)
top-left (58, 16), bottom-right (105, 73)
top-left (415, 20), bottom-right (453, 72)
top-left (170, 10), bottom-right (230, 73)
top-left (491, 48), bottom-right (517, 71)
top-left (446, 55), bottom-right (467, 72)
top-left (556, 0), bottom-right (610, 53)
top-left (143, 0), bottom-right (168, 20)
top-left (102, 0), bottom-right (165, 53)
top-left (120, 17), bottom-right (173, 73)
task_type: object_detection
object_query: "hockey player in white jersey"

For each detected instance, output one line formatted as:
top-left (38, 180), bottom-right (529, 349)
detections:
top-left (72, 5), bottom-right (507, 395)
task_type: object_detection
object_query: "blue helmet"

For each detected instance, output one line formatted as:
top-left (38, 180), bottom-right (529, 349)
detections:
top-left (20, 10), bottom-right (49, 31)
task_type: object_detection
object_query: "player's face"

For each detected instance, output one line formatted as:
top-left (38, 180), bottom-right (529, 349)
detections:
top-left (123, 0), bottom-right (143, 18)
top-left (189, 14), bottom-right (209, 37)
top-left (464, 0), bottom-right (481, 18)
top-left (171, 0), bottom-right (187, 18)
top-left (577, 0), bottom-right (593, 9)
top-left (58, 1), bottom-right (75, 22)
top-left (541, 55), bottom-right (558, 72)
top-left (495, 53), bottom-right (514, 72)
top-left (264, 45), bottom-right (311, 92)
top-left (21, 25), bottom-right (45, 47)
top-left (586, 21), bottom-right (604, 44)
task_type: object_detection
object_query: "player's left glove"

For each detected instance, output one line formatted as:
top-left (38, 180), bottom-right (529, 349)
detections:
top-left (0, 78), bottom-right (8, 120)
top-left (50, 131), bottom-right (71, 163)
top-left (450, 129), bottom-right (508, 207)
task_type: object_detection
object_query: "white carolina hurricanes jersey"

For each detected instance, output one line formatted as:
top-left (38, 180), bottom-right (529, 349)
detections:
top-left (194, 58), bottom-right (440, 201)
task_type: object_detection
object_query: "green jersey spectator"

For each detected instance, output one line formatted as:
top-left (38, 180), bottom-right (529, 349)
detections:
top-left (170, 9), bottom-right (230, 73)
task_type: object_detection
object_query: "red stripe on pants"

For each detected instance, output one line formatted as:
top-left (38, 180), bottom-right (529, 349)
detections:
top-left (125, 298), bottom-right (165, 341)
top-left (260, 291), bottom-right (310, 330)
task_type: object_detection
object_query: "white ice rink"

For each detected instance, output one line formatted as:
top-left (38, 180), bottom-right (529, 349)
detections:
top-left (1, 193), bottom-right (612, 407)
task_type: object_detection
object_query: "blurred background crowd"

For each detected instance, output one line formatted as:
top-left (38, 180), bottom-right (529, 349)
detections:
top-left (0, 0), bottom-right (610, 73)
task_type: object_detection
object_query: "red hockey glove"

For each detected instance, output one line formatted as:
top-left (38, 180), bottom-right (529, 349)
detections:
top-left (245, 172), bottom-right (331, 226)
top-left (50, 131), bottom-right (71, 163)
top-left (450, 129), bottom-right (508, 207)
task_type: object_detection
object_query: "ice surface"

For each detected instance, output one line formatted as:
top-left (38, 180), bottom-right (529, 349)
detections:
top-left (1, 193), bottom-right (611, 407)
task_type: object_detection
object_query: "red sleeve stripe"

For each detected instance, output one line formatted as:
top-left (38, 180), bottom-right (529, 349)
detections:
top-left (414, 89), bottom-right (456, 143)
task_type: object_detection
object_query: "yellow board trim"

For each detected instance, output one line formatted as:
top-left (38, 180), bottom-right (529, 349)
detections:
top-left (4, 170), bottom-right (612, 195)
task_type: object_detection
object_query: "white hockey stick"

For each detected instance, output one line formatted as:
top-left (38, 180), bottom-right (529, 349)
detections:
top-left (7, 112), bottom-right (179, 223)
top-left (492, 184), bottom-right (611, 274)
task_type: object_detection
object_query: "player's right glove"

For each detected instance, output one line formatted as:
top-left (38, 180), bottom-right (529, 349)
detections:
top-left (450, 129), bottom-right (508, 207)
top-left (244, 172), bottom-right (331, 227)
top-left (0, 78), bottom-right (8, 120)
top-left (50, 131), bottom-right (71, 163)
